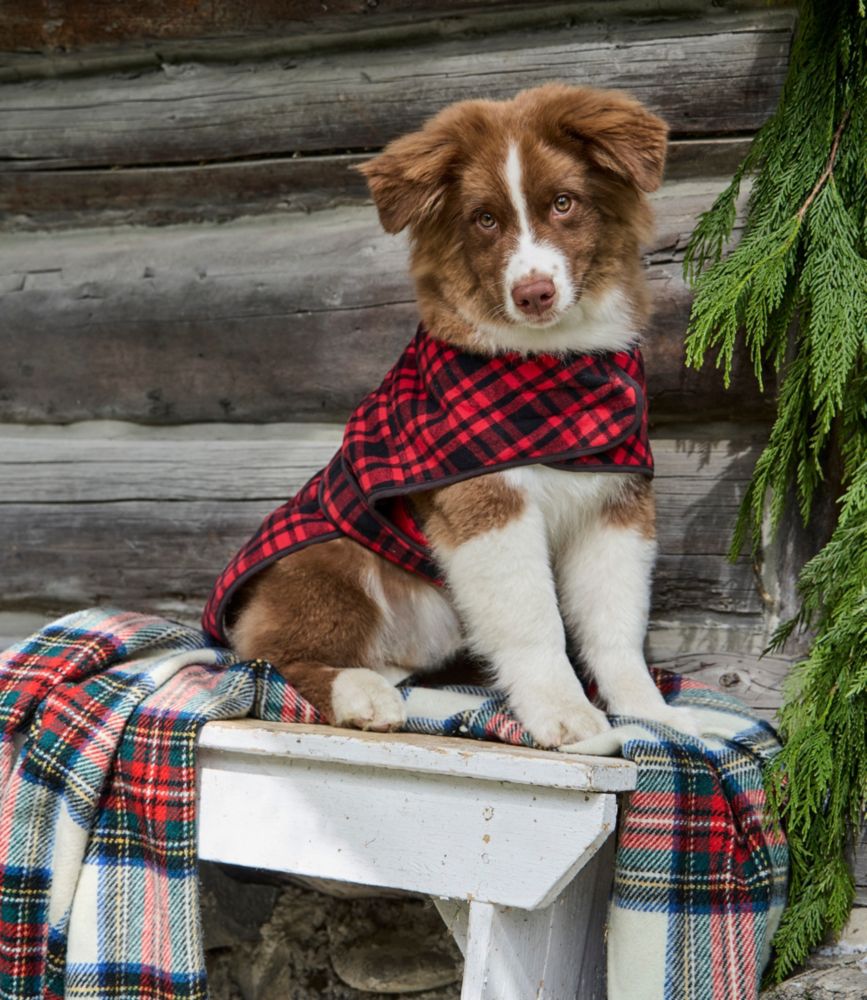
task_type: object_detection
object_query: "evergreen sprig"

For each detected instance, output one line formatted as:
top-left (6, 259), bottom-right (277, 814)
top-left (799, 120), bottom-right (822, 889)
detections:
top-left (682, 0), bottom-right (867, 981)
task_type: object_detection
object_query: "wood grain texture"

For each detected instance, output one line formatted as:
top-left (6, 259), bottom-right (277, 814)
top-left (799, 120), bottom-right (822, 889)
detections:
top-left (0, 12), bottom-right (794, 170)
top-left (0, 622), bottom-right (791, 716)
top-left (0, 421), bottom-right (769, 638)
top-left (0, 497), bottom-right (760, 616)
top-left (652, 652), bottom-right (790, 721)
top-left (0, 184), bottom-right (770, 425)
top-left (0, 1), bottom-right (753, 54)
top-left (855, 837), bottom-right (867, 905)
top-left (1, 0), bottom-right (484, 50)
top-left (0, 139), bottom-right (753, 232)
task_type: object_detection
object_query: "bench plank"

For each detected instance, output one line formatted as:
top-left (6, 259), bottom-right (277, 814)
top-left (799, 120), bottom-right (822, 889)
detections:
top-left (198, 721), bottom-right (637, 792)
top-left (453, 843), bottom-right (612, 1000)
top-left (197, 722), bottom-right (622, 909)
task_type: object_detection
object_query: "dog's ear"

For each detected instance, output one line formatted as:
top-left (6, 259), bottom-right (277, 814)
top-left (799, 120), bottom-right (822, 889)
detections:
top-left (357, 105), bottom-right (477, 234)
top-left (533, 85), bottom-right (668, 193)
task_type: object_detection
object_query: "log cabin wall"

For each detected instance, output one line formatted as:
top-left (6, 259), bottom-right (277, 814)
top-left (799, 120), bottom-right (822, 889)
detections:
top-left (1, 2), bottom-right (797, 702)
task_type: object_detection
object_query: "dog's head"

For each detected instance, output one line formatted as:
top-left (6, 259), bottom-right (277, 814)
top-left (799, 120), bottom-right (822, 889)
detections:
top-left (359, 84), bottom-right (667, 355)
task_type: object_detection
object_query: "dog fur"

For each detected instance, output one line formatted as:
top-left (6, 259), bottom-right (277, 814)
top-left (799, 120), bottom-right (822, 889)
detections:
top-left (231, 83), bottom-right (699, 747)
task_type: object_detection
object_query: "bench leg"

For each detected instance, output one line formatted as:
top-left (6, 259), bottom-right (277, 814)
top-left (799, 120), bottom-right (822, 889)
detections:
top-left (434, 834), bottom-right (614, 1000)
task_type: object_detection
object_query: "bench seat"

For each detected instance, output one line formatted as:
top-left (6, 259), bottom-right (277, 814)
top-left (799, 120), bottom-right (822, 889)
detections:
top-left (198, 721), bottom-right (637, 999)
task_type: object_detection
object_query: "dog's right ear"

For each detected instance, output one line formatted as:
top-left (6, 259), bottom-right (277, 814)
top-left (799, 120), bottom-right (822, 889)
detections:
top-left (525, 84), bottom-right (668, 193)
top-left (357, 116), bottom-right (463, 234)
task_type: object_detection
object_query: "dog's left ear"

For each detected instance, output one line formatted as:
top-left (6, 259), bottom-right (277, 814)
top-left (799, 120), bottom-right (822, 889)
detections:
top-left (536, 85), bottom-right (668, 193)
top-left (357, 119), bottom-right (461, 234)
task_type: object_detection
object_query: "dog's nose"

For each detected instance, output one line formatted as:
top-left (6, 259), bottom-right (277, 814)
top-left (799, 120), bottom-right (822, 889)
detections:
top-left (511, 278), bottom-right (556, 317)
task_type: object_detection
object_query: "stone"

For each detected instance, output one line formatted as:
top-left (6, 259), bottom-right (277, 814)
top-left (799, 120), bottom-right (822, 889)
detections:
top-left (206, 879), bottom-right (463, 999)
top-left (205, 949), bottom-right (245, 1000)
top-left (199, 862), bottom-right (280, 951)
top-left (288, 873), bottom-right (414, 900)
top-left (759, 905), bottom-right (867, 1000)
top-left (761, 956), bottom-right (867, 999)
top-left (331, 931), bottom-right (461, 994)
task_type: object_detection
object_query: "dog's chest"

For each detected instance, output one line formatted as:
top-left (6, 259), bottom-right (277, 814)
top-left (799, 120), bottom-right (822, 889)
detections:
top-left (504, 465), bottom-right (630, 543)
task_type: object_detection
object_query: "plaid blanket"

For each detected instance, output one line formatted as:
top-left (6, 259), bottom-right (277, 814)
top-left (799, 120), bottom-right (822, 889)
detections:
top-left (0, 609), bottom-right (787, 1000)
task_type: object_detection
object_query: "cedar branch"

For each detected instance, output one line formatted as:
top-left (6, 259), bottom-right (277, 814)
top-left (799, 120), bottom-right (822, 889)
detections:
top-left (797, 109), bottom-right (851, 222)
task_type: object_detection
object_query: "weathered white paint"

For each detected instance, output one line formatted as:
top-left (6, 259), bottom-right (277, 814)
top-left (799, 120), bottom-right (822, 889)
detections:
top-left (197, 722), bottom-right (636, 794)
top-left (197, 723), bottom-right (625, 910)
top-left (435, 835), bottom-right (615, 999)
top-left (197, 722), bottom-right (627, 996)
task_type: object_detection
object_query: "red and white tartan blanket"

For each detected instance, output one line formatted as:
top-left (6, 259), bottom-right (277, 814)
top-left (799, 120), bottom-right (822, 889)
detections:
top-left (0, 609), bottom-right (787, 1000)
top-left (203, 328), bottom-right (653, 642)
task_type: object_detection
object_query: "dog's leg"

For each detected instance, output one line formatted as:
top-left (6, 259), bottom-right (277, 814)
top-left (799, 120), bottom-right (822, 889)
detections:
top-left (557, 518), bottom-right (700, 736)
top-left (422, 479), bottom-right (610, 748)
top-left (277, 661), bottom-right (407, 732)
top-left (230, 539), bottom-right (408, 732)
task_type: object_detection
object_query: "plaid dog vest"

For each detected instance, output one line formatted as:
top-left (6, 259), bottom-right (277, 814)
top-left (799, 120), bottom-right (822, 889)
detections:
top-left (203, 328), bottom-right (653, 643)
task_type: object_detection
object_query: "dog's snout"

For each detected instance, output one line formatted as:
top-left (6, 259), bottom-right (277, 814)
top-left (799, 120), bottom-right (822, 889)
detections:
top-left (511, 278), bottom-right (556, 317)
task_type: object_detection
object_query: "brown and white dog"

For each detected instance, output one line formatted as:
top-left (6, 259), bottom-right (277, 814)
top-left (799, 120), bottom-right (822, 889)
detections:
top-left (229, 83), bottom-right (698, 747)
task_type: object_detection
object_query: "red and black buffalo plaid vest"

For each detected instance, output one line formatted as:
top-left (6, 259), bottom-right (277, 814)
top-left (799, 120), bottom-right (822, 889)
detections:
top-left (202, 327), bottom-right (653, 643)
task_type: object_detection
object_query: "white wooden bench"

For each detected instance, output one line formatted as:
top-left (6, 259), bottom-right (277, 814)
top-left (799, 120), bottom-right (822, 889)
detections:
top-left (197, 721), bottom-right (637, 1000)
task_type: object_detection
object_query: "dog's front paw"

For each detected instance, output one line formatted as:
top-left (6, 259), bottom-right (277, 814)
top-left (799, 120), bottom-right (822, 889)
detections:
top-left (614, 701), bottom-right (702, 738)
top-left (331, 668), bottom-right (407, 732)
top-left (513, 684), bottom-right (610, 749)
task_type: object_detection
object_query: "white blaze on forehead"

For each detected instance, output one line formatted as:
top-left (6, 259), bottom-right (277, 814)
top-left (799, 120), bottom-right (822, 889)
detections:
top-left (505, 143), bottom-right (532, 239)
top-left (502, 142), bottom-right (573, 322)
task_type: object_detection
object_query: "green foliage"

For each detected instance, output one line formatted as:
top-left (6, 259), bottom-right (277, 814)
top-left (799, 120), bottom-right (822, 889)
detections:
top-left (764, 465), bottom-right (867, 978)
top-left (682, 0), bottom-right (867, 981)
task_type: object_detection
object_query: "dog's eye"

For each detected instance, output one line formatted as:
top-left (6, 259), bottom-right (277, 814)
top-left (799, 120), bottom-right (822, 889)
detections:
top-left (476, 211), bottom-right (497, 230)
top-left (552, 194), bottom-right (573, 215)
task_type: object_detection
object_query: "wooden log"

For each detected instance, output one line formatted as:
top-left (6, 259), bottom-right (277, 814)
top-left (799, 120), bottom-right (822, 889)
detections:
top-left (0, 612), bottom-right (48, 652)
top-left (0, 0), bottom-right (719, 54)
top-left (0, 498), bottom-right (759, 614)
top-left (0, 420), bottom-right (767, 504)
top-left (0, 139), bottom-right (752, 232)
top-left (855, 839), bottom-right (867, 906)
top-left (653, 652), bottom-right (791, 720)
top-left (0, 12), bottom-right (794, 170)
top-left (0, 187), bottom-right (770, 425)
top-left (0, 421), bottom-right (768, 633)
top-left (0, 614), bottom-right (788, 723)
top-left (0, 0), bottom-right (478, 51)
top-left (0, 156), bottom-right (372, 231)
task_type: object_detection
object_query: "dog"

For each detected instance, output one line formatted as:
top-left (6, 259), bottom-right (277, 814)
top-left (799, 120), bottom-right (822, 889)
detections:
top-left (202, 83), bottom-right (699, 748)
